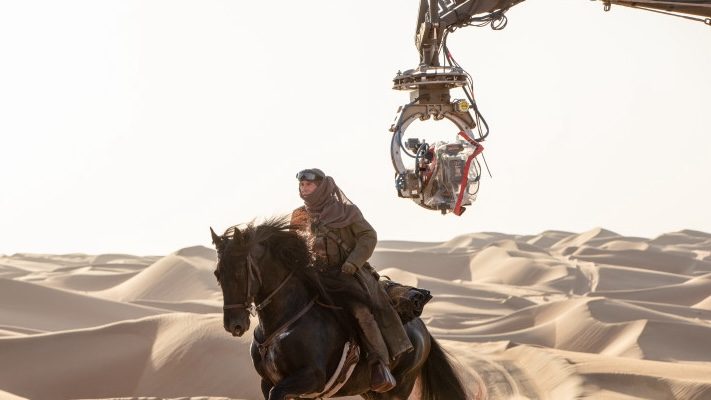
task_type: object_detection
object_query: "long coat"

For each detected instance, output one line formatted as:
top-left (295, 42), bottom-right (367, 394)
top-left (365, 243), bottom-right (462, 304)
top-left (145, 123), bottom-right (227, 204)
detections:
top-left (291, 207), bottom-right (413, 360)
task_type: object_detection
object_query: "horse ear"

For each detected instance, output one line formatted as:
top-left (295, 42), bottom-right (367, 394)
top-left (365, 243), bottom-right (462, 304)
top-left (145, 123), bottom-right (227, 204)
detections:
top-left (210, 227), bottom-right (222, 248)
top-left (232, 227), bottom-right (244, 244)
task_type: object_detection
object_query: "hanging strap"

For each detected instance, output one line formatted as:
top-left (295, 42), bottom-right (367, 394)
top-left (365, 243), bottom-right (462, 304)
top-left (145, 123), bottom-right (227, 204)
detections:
top-left (313, 223), bottom-right (353, 254)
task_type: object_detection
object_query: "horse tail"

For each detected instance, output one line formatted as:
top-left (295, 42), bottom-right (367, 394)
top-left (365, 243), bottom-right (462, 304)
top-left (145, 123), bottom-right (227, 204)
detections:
top-left (419, 336), bottom-right (470, 400)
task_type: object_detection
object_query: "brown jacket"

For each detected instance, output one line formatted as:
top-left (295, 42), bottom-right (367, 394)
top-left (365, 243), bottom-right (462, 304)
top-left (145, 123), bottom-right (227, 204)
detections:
top-left (291, 206), bottom-right (377, 269)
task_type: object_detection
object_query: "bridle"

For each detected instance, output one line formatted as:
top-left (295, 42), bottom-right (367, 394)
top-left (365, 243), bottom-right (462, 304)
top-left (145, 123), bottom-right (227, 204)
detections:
top-left (222, 252), bottom-right (295, 317)
top-left (217, 231), bottom-right (318, 354)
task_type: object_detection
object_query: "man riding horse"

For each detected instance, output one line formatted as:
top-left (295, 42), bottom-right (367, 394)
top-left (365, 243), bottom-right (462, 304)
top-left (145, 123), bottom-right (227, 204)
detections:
top-left (291, 168), bottom-right (413, 393)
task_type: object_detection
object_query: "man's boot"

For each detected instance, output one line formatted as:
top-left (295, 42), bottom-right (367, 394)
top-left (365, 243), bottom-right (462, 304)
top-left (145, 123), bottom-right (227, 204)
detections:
top-left (352, 304), bottom-right (397, 392)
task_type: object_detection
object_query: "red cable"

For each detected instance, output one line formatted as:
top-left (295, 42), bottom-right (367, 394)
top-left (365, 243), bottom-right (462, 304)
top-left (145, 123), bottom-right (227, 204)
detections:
top-left (453, 131), bottom-right (484, 216)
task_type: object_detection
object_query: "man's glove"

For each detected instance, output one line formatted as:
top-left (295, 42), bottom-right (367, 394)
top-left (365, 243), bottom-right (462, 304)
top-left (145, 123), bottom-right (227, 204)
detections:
top-left (341, 262), bottom-right (358, 275)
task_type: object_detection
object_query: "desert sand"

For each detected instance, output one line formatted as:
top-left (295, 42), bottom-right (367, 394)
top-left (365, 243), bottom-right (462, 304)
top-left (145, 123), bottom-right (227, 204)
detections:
top-left (1, 228), bottom-right (710, 399)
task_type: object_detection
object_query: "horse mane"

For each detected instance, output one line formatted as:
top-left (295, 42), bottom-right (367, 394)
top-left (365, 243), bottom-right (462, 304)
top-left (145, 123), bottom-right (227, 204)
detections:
top-left (224, 216), bottom-right (338, 303)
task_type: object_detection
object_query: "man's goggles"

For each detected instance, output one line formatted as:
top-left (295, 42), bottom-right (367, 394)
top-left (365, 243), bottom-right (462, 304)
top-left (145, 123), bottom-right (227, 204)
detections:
top-left (296, 170), bottom-right (324, 181)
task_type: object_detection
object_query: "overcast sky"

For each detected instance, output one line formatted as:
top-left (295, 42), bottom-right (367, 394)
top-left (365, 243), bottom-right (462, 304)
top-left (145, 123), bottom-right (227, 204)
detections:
top-left (1, 0), bottom-right (710, 255)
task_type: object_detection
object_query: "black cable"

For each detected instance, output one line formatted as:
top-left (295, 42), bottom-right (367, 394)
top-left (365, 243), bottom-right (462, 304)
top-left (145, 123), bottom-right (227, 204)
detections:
top-left (432, 8), bottom-right (505, 197)
top-left (468, 158), bottom-right (482, 196)
top-left (414, 142), bottom-right (427, 178)
top-left (480, 152), bottom-right (492, 178)
top-left (444, 40), bottom-right (490, 141)
top-left (393, 128), bottom-right (417, 159)
top-left (449, 8), bottom-right (510, 31)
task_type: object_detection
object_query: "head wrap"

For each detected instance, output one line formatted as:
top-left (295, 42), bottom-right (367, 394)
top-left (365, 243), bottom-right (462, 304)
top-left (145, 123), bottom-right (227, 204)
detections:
top-left (300, 176), bottom-right (364, 228)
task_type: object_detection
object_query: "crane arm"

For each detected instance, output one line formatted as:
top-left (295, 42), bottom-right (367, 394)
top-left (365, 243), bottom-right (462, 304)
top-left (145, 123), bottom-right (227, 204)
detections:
top-left (602, 0), bottom-right (711, 19)
top-left (415, 0), bottom-right (710, 65)
top-left (438, 0), bottom-right (711, 21)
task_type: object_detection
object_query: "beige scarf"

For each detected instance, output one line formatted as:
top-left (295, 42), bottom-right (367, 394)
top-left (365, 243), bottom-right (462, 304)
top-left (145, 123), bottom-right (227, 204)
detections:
top-left (300, 176), bottom-right (363, 228)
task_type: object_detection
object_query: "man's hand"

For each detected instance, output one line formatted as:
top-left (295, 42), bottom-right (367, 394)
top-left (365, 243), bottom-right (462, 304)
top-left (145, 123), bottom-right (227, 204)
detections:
top-left (341, 262), bottom-right (358, 275)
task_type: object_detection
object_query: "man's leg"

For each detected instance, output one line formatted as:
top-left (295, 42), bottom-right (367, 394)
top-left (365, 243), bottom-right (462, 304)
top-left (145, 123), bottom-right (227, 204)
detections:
top-left (350, 302), bottom-right (396, 393)
top-left (355, 266), bottom-right (413, 360)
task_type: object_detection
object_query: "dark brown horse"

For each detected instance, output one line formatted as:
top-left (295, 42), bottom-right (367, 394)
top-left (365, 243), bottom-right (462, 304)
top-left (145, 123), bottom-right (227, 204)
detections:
top-left (211, 217), bottom-right (470, 400)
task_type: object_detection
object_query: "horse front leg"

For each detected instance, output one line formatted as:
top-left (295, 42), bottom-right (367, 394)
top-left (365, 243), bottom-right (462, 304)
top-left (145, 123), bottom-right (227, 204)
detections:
top-left (261, 379), bottom-right (273, 400)
top-left (268, 369), bottom-right (326, 400)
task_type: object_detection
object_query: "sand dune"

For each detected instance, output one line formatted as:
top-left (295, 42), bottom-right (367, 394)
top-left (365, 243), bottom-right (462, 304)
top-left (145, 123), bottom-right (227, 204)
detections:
top-left (0, 279), bottom-right (165, 334)
top-left (96, 246), bottom-right (219, 303)
top-left (1, 228), bottom-right (710, 399)
top-left (0, 313), bottom-right (261, 400)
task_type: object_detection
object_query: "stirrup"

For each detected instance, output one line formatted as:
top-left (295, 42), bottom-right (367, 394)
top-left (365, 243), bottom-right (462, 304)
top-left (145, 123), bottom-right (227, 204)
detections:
top-left (370, 362), bottom-right (396, 393)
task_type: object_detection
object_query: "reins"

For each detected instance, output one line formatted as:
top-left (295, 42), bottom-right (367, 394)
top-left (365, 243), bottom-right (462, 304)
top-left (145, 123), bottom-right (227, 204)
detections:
top-left (254, 296), bottom-right (317, 356)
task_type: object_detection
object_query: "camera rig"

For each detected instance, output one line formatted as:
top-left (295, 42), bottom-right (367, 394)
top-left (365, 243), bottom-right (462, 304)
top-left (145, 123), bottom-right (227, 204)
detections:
top-left (390, 65), bottom-right (484, 215)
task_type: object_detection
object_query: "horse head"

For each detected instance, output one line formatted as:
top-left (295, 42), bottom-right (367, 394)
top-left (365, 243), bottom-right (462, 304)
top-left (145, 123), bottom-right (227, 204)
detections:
top-left (211, 225), bottom-right (259, 337)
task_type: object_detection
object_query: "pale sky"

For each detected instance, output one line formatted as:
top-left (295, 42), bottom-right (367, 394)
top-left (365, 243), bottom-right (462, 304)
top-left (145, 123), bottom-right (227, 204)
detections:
top-left (1, 0), bottom-right (710, 255)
